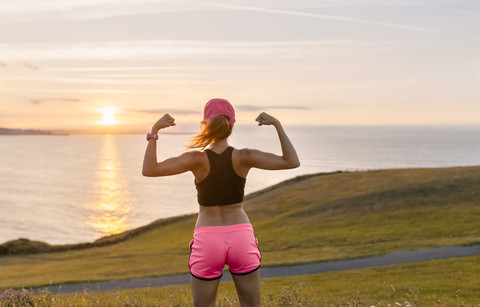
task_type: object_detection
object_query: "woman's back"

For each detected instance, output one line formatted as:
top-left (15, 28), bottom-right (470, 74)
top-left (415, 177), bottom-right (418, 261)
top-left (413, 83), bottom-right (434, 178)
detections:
top-left (193, 142), bottom-right (251, 227)
top-left (195, 146), bottom-right (246, 207)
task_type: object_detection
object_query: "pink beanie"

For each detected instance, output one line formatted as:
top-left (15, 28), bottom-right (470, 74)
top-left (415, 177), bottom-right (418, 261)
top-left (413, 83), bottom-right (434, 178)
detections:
top-left (203, 98), bottom-right (235, 125)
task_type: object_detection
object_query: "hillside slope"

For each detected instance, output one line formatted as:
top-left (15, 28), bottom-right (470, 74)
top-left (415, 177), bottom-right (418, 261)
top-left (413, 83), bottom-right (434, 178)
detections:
top-left (246, 166), bottom-right (480, 264)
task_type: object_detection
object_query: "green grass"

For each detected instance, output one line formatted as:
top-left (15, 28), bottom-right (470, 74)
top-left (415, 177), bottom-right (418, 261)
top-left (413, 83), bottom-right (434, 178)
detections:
top-left (2, 255), bottom-right (480, 306)
top-left (1, 166), bottom-right (480, 288)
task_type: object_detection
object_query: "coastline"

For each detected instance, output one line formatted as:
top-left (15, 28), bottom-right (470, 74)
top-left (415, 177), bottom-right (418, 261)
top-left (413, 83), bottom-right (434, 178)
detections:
top-left (0, 214), bottom-right (195, 256)
top-left (2, 165), bottom-right (480, 255)
top-left (0, 172), bottom-right (330, 255)
top-left (0, 127), bottom-right (69, 136)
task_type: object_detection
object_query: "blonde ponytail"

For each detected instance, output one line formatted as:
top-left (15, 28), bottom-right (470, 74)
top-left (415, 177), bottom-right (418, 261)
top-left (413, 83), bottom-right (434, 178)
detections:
top-left (187, 115), bottom-right (233, 150)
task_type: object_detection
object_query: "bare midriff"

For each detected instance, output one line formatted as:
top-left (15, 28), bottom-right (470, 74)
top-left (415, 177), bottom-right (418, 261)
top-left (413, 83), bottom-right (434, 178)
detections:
top-left (195, 202), bottom-right (250, 227)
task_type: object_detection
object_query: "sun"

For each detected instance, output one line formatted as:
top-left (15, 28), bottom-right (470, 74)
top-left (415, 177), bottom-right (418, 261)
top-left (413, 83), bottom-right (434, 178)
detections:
top-left (96, 107), bottom-right (120, 125)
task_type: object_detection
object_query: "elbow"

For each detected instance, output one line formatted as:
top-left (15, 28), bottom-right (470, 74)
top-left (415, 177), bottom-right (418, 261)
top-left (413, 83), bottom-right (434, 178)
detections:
top-left (285, 159), bottom-right (300, 169)
top-left (142, 168), bottom-right (154, 177)
top-left (290, 160), bottom-right (301, 169)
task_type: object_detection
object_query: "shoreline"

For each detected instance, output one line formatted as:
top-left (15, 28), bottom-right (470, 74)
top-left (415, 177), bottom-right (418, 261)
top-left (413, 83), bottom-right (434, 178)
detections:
top-left (0, 172), bottom-right (332, 255)
top-left (2, 165), bottom-right (480, 255)
top-left (0, 214), bottom-right (195, 256)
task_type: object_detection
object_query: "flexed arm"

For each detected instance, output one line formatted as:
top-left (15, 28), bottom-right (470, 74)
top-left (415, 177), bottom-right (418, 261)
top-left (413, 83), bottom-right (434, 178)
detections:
top-left (244, 112), bottom-right (300, 170)
top-left (142, 114), bottom-right (196, 177)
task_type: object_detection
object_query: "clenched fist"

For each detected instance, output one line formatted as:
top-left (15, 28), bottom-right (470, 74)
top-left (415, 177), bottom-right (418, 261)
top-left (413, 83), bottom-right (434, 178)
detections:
top-left (255, 112), bottom-right (279, 126)
top-left (152, 114), bottom-right (176, 133)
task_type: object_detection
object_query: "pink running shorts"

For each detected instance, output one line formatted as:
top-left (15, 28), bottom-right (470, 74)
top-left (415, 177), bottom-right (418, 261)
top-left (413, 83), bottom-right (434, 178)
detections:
top-left (188, 223), bottom-right (261, 280)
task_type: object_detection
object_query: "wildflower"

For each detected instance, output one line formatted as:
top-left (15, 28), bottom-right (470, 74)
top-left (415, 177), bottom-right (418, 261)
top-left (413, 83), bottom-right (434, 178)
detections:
top-left (0, 288), bottom-right (34, 305)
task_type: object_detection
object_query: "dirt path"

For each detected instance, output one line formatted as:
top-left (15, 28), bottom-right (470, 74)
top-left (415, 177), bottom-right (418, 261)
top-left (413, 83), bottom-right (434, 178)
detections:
top-left (33, 244), bottom-right (480, 294)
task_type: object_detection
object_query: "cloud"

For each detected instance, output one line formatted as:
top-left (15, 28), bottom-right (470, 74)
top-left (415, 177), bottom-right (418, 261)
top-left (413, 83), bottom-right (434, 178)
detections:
top-left (0, 60), bottom-right (43, 71)
top-left (1, 41), bottom-right (261, 61)
top-left (0, 0), bottom-right (204, 23)
top-left (0, 40), bottom-right (392, 64)
top-left (24, 62), bottom-right (41, 70)
top-left (30, 98), bottom-right (83, 105)
top-left (128, 108), bottom-right (200, 115)
top-left (456, 10), bottom-right (480, 17)
top-left (198, 1), bottom-right (447, 34)
top-left (236, 105), bottom-right (311, 111)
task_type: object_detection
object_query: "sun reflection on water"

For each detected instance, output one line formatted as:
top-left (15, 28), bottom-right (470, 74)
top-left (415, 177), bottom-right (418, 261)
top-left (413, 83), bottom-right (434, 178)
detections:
top-left (88, 135), bottom-right (132, 240)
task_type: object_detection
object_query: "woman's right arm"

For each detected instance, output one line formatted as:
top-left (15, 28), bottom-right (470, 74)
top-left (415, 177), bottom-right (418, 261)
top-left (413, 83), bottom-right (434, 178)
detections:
top-left (142, 114), bottom-right (200, 177)
top-left (244, 112), bottom-right (300, 170)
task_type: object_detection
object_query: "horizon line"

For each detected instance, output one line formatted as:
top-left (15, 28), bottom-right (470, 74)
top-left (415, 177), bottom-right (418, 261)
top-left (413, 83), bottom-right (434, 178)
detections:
top-left (2, 124), bottom-right (480, 136)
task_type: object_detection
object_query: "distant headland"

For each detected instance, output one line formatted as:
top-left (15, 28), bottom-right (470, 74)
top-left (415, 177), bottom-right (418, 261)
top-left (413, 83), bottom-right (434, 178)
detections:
top-left (0, 128), bottom-right (68, 136)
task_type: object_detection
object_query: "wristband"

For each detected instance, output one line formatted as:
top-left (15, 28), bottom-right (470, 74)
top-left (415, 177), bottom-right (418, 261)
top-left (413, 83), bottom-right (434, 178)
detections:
top-left (146, 133), bottom-right (159, 141)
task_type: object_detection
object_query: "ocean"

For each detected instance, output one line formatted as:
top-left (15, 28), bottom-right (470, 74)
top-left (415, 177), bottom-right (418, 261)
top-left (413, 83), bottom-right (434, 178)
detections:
top-left (1, 125), bottom-right (479, 245)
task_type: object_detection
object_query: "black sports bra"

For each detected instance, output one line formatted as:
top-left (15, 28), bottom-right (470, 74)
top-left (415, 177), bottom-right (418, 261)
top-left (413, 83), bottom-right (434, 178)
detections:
top-left (194, 146), bottom-right (246, 206)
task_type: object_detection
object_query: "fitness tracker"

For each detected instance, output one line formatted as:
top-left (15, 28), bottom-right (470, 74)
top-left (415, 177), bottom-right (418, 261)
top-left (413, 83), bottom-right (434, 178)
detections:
top-left (146, 133), bottom-right (159, 141)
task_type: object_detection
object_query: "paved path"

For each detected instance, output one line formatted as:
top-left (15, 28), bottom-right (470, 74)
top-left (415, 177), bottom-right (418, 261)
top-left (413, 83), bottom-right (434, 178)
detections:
top-left (34, 244), bottom-right (480, 294)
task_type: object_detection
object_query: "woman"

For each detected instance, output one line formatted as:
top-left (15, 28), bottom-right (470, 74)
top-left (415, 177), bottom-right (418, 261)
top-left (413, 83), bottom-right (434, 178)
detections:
top-left (142, 98), bottom-right (300, 307)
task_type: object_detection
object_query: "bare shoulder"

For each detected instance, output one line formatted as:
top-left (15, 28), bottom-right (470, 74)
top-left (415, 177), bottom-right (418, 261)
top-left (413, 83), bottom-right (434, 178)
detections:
top-left (234, 148), bottom-right (263, 163)
top-left (182, 150), bottom-right (205, 163)
top-left (179, 150), bottom-right (208, 173)
top-left (238, 147), bottom-right (263, 154)
top-left (234, 148), bottom-right (253, 157)
top-left (183, 150), bottom-right (203, 157)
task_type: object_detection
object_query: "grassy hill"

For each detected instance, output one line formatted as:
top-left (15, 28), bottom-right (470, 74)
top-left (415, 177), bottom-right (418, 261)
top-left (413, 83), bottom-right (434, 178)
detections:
top-left (1, 166), bottom-right (479, 288)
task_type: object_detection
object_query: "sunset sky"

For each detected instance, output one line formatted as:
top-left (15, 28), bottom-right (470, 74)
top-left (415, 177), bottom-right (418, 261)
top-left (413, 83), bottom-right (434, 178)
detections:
top-left (1, 0), bottom-right (479, 131)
